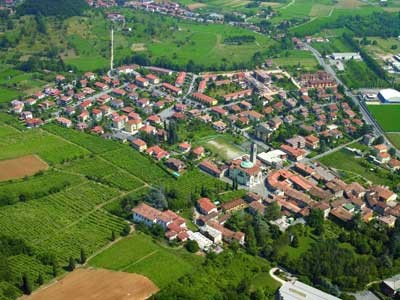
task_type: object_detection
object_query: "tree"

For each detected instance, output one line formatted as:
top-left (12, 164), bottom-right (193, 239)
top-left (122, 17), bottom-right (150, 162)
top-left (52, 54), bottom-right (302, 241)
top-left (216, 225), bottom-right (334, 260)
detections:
top-left (21, 273), bottom-right (32, 295)
top-left (307, 208), bottom-right (324, 235)
top-left (67, 257), bottom-right (76, 271)
top-left (37, 273), bottom-right (44, 285)
top-left (291, 234), bottom-right (299, 248)
top-left (389, 147), bottom-right (397, 157)
top-left (121, 224), bottom-right (131, 236)
top-left (80, 248), bottom-right (86, 264)
top-left (52, 261), bottom-right (58, 277)
top-left (111, 230), bottom-right (116, 241)
top-left (265, 202), bottom-right (281, 221)
top-left (185, 240), bottom-right (199, 253)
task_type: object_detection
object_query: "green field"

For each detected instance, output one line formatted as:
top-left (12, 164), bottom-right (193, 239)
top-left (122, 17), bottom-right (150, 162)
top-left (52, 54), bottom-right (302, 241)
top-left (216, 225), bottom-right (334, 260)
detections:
top-left (367, 104), bottom-right (400, 132)
top-left (273, 50), bottom-right (319, 71)
top-left (319, 148), bottom-right (397, 186)
top-left (89, 233), bottom-right (200, 288)
top-left (387, 132), bottom-right (400, 149)
top-left (62, 10), bottom-right (276, 71)
top-left (339, 60), bottom-right (389, 89)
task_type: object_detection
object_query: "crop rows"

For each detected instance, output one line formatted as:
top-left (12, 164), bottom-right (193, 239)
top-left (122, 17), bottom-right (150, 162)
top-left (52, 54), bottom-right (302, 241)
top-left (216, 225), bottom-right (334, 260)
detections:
top-left (36, 209), bottom-right (125, 263)
top-left (0, 181), bottom-right (121, 244)
top-left (8, 254), bottom-right (53, 282)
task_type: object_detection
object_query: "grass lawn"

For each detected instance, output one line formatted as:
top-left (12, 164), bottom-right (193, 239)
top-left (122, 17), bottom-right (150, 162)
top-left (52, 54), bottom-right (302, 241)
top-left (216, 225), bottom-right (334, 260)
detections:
top-left (387, 132), bottom-right (400, 149)
top-left (281, 232), bottom-right (317, 260)
top-left (89, 233), bottom-right (201, 288)
top-left (367, 104), bottom-right (400, 132)
top-left (201, 136), bottom-right (245, 160)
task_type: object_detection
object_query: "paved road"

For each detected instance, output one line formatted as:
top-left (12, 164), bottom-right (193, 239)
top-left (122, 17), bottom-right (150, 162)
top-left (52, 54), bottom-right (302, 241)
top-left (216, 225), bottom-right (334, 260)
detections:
top-left (305, 44), bottom-right (398, 154)
top-left (269, 268), bottom-right (286, 285)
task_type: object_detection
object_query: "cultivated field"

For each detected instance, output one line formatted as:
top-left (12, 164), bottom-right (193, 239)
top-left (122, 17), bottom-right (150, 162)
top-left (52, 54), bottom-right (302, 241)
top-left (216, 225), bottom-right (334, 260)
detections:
top-left (0, 155), bottom-right (48, 181)
top-left (367, 104), bottom-right (400, 132)
top-left (89, 233), bottom-right (201, 288)
top-left (25, 268), bottom-right (159, 300)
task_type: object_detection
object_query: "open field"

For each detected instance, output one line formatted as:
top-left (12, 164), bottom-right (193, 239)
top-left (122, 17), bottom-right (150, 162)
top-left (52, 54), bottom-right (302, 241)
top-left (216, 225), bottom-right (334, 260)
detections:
top-left (273, 50), bottom-right (319, 70)
top-left (339, 60), bottom-right (389, 89)
top-left (319, 148), bottom-right (396, 186)
top-left (367, 104), bottom-right (400, 132)
top-left (203, 136), bottom-right (245, 160)
top-left (25, 268), bottom-right (159, 300)
top-left (89, 233), bottom-right (200, 288)
top-left (0, 155), bottom-right (48, 181)
top-left (387, 132), bottom-right (400, 149)
top-left (62, 10), bottom-right (275, 71)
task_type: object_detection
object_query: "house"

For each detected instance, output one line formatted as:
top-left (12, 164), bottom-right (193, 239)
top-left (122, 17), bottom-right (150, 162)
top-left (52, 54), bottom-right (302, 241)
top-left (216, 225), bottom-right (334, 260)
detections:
top-left (91, 109), bottom-right (103, 121)
top-left (285, 136), bottom-right (306, 149)
top-left (305, 135), bottom-right (320, 149)
top-left (373, 144), bottom-right (388, 154)
top-left (78, 111), bottom-right (89, 122)
top-left (91, 126), bottom-right (104, 135)
top-left (192, 93), bottom-right (217, 106)
top-left (110, 99), bottom-right (124, 109)
top-left (95, 82), bottom-right (108, 91)
top-left (212, 120), bottom-right (227, 132)
top-left (25, 118), bottom-right (43, 128)
top-left (175, 72), bottom-right (186, 87)
top-left (166, 158), bottom-right (186, 172)
top-left (140, 124), bottom-right (157, 135)
top-left (370, 185), bottom-right (397, 202)
top-left (112, 115), bottom-right (128, 129)
top-left (179, 142), bottom-right (191, 153)
top-left (221, 198), bottom-right (247, 213)
top-left (146, 145), bottom-right (169, 160)
top-left (111, 88), bottom-right (126, 97)
top-left (125, 118), bottom-right (143, 133)
top-left (146, 73), bottom-right (160, 84)
top-left (192, 146), bottom-right (205, 159)
top-left (56, 117), bottom-right (72, 128)
top-left (20, 111), bottom-right (33, 120)
top-left (197, 198), bottom-right (218, 215)
top-left (199, 160), bottom-right (222, 178)
top-left (162, 83), bottom-right (182, 95)
top-left (131, 138), bottom-right (147, 152)
top-left (84, 72), bottom-right (96, 80)
top-left (248, 201), bottom-right (266, 215)
top-left (280, 144), bottom-right (306, 161)
top-left (135, 77), bottom-right (149, 87)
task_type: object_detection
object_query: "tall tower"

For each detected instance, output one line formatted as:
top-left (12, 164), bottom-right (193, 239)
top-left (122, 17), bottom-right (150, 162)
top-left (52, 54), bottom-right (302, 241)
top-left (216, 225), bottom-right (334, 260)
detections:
top-left (110, 26), bottom-right (114, 72)
top-left (250, 142), bottom-right (257, 165)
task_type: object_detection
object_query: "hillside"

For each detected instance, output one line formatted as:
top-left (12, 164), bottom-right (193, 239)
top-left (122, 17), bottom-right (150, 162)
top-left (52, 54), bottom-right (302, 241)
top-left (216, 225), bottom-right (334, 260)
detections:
top-left (17, 0), bottom-right (88, 18)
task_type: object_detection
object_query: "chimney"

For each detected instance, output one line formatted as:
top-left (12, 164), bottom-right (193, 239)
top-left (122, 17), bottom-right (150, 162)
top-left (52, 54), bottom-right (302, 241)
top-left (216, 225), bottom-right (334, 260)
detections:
top-left (250, 142), bottom-right (257, 165)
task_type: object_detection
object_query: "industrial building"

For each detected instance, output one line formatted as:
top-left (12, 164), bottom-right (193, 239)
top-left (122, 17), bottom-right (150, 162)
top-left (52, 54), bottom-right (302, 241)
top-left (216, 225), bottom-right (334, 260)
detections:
top-left (278, 280), bottom-right (341, 300)
top-left (378, 89), bottom-right (400, 103)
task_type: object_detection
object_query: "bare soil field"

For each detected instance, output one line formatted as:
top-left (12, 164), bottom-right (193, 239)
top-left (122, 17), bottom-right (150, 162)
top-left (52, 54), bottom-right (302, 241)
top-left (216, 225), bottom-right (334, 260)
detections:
top-left (0, 155), bottom-right (48, 181)
top-left (25, 268), bottom-right (159, 300)
top-left (187, 2), bottom-right (207, 9)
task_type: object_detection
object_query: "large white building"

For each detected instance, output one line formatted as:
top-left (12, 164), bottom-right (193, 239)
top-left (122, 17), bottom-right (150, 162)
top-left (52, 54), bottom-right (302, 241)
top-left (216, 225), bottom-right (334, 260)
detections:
top-left (378, 89), bottom-right (400, 103)
top-left (278, 280), bottom-right (341, 300)
top-left (331, 52), bottom-right (361, 61)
